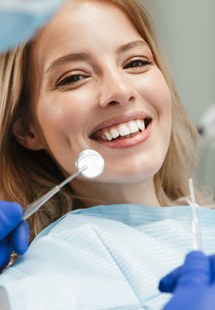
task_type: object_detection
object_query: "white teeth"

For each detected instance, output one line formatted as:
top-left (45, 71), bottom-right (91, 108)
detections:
top-left (98, 118), bottom-right (147, 141)
top-left (128, 120), bottom-right (139, 133)
top-left (118, 123), bottom-right (130, 136)
top-left (137, 119), bottom-right (145, 131)
top-left (101, 133), bottom-right (107, 141)
top-left (110, 128), bottom-right (120, 139)
top-left (104, 132), bottom-right (112, 141)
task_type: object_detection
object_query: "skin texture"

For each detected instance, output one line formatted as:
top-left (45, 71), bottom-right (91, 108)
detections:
top-left (13, 0), bottom-right (172, 207)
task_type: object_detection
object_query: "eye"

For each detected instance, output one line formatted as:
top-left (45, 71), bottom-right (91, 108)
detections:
top-left (57, 74), bottom-right (88, 87)
top-left (124, 59), bottom-right (152, 69)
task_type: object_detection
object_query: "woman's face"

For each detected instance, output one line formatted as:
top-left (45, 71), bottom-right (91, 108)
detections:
top-left (23, 0), bottom-right (172, 199)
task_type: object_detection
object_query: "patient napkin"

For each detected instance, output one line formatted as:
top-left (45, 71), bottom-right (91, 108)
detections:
top-left (0, 204), bottom-right (215, 310)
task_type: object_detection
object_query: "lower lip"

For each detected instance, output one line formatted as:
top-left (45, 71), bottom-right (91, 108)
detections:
top-left (94, 122), bottom-right (152, 149)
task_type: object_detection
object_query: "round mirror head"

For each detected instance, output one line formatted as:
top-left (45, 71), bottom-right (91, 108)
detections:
top-left (75, 149), bottom-right (104, 178)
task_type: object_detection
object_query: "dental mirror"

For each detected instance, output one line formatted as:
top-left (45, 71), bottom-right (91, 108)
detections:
top-left (23, 149), bottom-right (104, 220)
top-left (76, 149), bottom-right (104, 178)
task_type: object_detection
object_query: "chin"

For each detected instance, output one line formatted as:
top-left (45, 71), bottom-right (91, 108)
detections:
top-left (99, 161), bottom-right (162, 185)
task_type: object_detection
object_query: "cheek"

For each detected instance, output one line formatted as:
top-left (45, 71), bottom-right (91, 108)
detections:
top-left (36, 93), bottom-right (90, 137)
top-left (138, 69), bottom-right (172, 114)
top-left (156, 78), bottom-right (172, 115)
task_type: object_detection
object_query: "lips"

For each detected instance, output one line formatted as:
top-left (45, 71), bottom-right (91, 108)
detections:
top-left (90, 115), bottom-right (152, 142)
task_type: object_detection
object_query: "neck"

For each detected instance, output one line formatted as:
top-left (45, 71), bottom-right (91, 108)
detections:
top-left (72, 179), bottom-right (160, 208)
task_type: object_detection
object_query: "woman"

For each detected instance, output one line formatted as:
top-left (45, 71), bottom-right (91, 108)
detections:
top-left (0, 0), bottom-right (214, 309)
top-left (0, 0), bottom-right (197, 238)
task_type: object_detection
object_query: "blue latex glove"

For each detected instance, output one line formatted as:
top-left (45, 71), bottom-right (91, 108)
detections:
top-left (0, 201), bottom-right (29, 270)
top-left (0, 0), bottom-right (64, 52)
top-left (159, 251), bottom-right (215, 310)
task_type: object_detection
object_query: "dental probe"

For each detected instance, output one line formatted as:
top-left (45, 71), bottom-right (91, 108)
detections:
top-left (189, 178), bottom-right (202, 251)
top-left (23, 149), bottom-right (104, 220)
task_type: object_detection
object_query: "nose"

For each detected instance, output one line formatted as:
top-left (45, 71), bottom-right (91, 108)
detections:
top-left (98, 69), bottom-right (135, 108)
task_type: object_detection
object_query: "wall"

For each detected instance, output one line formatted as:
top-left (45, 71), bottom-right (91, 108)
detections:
top-left (141, 0), bottom-right (215, 190)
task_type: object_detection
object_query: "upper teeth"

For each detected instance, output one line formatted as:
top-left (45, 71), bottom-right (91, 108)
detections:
top-left (98, 119), bottom-right (145, 141)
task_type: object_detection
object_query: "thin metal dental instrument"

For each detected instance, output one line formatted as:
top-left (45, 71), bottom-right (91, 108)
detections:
top-left (188, 178), bottom-right (202, 251)
top-left (23, 149), bottom-right (104, 220)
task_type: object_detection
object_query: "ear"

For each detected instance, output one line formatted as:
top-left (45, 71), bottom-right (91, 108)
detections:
top-left (13, 117), bottom-right (44, 151)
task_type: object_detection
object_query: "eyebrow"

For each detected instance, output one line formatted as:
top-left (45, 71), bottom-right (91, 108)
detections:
top-left (45, 40), bottom-right (147, 75)
top-left (116, 39), bottom-right (147, 54)
top-left (45, 53), bottom-right (90, 74)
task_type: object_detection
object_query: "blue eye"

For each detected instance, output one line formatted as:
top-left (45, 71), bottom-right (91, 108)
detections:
top-left (124, 59), bottom-right (152, 69)
top-left (57, 74), bottom-right (86, 87)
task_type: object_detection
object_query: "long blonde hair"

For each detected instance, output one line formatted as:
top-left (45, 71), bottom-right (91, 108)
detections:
top-left (0, 0), bottom-right (199, 239)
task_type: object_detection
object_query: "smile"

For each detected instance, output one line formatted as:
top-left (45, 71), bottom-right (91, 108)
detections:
top-left (91, 118), bottom-right (152, 142)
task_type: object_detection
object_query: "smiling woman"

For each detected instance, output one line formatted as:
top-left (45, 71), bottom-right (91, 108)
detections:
top-left (0, 0), bottom-right (196, 217)
top-left (0, 0), bottom-right (213, 309)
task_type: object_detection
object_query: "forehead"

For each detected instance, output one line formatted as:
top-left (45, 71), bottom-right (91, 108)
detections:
top-left (30, 0), bottom-right (144, 66)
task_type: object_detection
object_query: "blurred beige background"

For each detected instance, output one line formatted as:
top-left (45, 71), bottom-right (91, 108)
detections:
top-left (141, 0), bottom-right (215, 192)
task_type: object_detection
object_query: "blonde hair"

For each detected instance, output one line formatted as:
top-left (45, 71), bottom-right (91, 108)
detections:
top-left (0, 0), bottom-right (200, 239)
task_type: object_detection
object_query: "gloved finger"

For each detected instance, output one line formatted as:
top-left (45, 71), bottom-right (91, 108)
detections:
top-left (177, 251), bottom-right (210, 288)
top-left (10, 221), bottom-right (29, 255)
top-left (159, 266), bottom-right (182, 293)
top-left (0, 0), bottom-right (65, 52)
top-left (0, 238), bottom-right (13, 270)
top-left (209, 254), bottom-right (215, 284)
top-left (0, 201), bottom-right (24, 239)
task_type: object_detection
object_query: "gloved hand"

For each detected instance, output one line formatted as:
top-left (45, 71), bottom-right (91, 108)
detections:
top-left (159, 251), bottom-right (215, 310)
top-left (0, 201), bottom-right (29, 270)
top-left (0, 0), bottom-right (65, 52)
